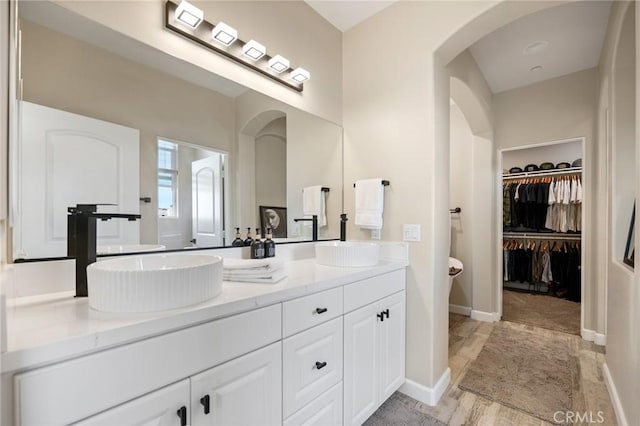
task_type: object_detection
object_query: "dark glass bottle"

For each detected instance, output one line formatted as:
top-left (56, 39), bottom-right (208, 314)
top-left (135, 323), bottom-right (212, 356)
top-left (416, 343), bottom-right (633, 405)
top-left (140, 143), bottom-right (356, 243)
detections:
top-left (251, 230), bottom-right (265, 259)
top-left (231, 227), bottom-right (244, 247)
top-left (244, 227), bottom-right (253, 246)
top-left (264, 227), bottom-right (276, 258)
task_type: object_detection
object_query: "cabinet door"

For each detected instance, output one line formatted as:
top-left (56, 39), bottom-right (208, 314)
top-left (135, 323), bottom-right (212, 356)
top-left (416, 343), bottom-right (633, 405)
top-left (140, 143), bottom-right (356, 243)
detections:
top-left (343, 302), bottom-right (380, 426)
top-left (73, 379), bottom-right (190, 426)
top-left (190, 342), bottom-right (282, 426)
top-left (379, 291), bottom-right (406, 401)
top-left (283, 317), bottom-right (343, 417)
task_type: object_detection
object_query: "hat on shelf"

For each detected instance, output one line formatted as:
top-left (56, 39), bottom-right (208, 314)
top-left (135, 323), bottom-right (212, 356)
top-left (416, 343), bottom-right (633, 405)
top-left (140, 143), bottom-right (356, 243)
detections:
top-left (572, 158), bottom-right (582, 168)
top-left (539, 162), bottom-right (555, 170)
top-left (509, 167), bottom-right (523, 173)
top-left (556, 162), bottom-right (571, 169)
top-left (524, 164), bottom-right (539, 172)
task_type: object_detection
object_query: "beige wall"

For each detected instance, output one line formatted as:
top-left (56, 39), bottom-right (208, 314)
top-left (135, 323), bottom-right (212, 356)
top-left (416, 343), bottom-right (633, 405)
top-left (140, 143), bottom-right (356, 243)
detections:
top-left (51, 0), bottom-right (343, 125)
top-left (599, 1), bottom-right (639, 424)
top-left (20, 20), bottom-right (235, 245)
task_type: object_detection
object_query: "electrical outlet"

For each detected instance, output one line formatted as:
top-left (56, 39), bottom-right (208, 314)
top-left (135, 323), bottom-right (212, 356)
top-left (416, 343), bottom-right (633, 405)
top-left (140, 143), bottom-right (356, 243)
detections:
top-left (371, 228), bottom-right (381, 240)
top-left (403, 224), bottom-right (421, 242)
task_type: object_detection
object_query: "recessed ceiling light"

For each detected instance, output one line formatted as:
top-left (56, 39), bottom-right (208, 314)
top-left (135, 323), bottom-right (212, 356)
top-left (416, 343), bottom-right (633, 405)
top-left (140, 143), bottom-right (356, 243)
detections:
top-left (290, 67), bottom-right (310, 83)
top-left (211, 22), bottom-right (237, 46)
top-left (242, 40), bottom-right (266, 61)
top-left (523, 40), bottom-right (549, 55)
top-left (530, 65), bottom-right (543, 72)
top-left (175, 0), bottom-right (204, 29)
top-left (268, 55), bottom-right (290, 73)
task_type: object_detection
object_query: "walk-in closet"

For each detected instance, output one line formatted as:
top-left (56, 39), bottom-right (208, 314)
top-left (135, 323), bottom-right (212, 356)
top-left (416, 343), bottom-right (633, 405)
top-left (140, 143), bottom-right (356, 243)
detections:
top-left (500, 138), bottom-right (584, 335)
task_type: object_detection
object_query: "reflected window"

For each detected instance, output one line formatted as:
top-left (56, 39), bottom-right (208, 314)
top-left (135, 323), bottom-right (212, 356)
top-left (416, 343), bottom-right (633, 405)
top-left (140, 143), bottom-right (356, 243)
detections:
top-left (158, 140), bottom-right (178, 217)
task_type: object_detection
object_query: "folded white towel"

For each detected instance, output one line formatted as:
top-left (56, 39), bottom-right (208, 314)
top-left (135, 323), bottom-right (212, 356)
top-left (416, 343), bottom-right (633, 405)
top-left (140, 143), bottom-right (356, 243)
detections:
top-left (303, 185), bottom-right (326, 227)
top-left (223, 270), bottom-right (287, 284)
top-left (355, 178), bottom-right (384, 229)
top-left (222, 258), bottom-right (284, 272)
top-left (224, 269), bottom-right (287, 284)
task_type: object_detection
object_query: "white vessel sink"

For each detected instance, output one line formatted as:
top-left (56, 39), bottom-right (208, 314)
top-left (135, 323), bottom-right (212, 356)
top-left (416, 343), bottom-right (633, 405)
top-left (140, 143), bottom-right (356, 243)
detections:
top-left (87, 254), bottom-right (223, 313)
top-left (315, 241), bottom-right (380, 267)
top-left (97, 244), bottom-right (166, 255)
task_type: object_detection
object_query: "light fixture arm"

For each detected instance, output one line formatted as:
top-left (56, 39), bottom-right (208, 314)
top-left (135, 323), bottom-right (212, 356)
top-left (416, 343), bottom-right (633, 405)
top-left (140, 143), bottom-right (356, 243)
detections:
top-left (164, 1), bottom-right (304, 92)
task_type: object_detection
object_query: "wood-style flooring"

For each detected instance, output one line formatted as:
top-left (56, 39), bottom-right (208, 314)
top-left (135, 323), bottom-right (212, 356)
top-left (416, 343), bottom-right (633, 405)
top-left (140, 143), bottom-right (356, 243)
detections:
top-left (369, 314), bottom-right (617, 425)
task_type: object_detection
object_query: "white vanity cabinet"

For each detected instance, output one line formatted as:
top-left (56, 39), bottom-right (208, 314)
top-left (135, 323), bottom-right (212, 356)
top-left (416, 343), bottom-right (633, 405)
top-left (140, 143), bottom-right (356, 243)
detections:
top-left (343, 271), bottom-right (406, 426)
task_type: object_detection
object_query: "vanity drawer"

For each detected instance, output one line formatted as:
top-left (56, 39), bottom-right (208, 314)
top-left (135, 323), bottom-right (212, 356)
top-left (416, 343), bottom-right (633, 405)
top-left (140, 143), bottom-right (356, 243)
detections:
top-left (283, 382), bottom-right (343, 426)
top-left (283, 317), bottom-right (343, 418)
top-left (282, 286), bottom-right (343, 337)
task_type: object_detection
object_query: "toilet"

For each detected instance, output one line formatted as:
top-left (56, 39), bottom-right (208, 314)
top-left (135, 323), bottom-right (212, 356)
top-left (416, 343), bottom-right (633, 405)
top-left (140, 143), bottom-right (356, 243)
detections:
top-left (448, 257), bottom-right (463, 294)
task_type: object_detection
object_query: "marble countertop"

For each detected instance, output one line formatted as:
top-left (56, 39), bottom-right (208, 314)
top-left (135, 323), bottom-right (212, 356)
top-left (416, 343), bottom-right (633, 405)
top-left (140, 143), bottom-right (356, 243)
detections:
top-left (2, 258), bottom-right (407, 373)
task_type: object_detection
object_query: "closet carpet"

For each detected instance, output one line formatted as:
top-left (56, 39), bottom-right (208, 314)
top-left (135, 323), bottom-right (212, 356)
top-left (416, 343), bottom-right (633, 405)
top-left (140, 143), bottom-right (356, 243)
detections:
top-left (458, 323), bottom-right (577, 423)
top-left (502, 289), bottom-right (581, 335)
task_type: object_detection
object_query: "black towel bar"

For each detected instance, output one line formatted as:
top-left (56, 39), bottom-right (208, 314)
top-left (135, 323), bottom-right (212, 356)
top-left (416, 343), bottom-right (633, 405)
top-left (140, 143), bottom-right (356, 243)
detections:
top-left (353, 180), bottom-right (390, 188)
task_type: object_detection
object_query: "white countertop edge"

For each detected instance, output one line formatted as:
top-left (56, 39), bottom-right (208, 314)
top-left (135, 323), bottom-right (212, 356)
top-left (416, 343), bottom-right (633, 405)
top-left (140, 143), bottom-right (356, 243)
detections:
top-left (2, 258), bottom-right (408, 373)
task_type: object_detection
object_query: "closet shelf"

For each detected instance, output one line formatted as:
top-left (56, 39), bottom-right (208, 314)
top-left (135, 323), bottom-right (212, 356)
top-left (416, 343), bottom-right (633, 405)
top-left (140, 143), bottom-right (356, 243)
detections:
top-left (503, 167), bottom-right (582, 180)
top-left (503, 232), bottom-right (581, 241)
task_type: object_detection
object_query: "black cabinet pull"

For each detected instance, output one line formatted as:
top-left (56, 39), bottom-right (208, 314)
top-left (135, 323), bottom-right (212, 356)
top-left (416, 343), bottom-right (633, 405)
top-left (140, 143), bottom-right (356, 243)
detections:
top-left (383, 309), bottom-right (390, 319)
top-left (315, 307), bottom-right (328, 314)
top-left (315, 361), bottom-right (327, 370)
top-left (200, 394), bottom-right (211, 415)
top-left (177, 406), bottom-right (187, 426)
top-left (377, 312), bottom-right (385, 322)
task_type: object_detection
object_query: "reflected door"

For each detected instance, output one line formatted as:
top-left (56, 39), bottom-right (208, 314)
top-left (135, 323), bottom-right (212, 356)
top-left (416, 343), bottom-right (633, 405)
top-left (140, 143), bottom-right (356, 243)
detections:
top-left (192, 155), bottom-right (223, 247)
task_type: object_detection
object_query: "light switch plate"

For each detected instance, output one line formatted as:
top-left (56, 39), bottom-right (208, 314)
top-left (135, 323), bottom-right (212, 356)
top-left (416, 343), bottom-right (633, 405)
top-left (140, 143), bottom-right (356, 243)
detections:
top-left (371, 228), bottom-right (381, 240)
top-left (403, 224), bottom-right (421, 242)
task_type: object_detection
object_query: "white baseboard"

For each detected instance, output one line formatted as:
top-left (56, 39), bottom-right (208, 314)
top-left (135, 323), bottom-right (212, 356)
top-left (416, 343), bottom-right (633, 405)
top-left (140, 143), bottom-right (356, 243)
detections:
top-left (449, 304), bottom-right (471, 316)
top-left (399, 367), bottom-right (451, 406)
top-left (603, 363), bottom-right (628, 426)
top-left (581, 328), bottom-right (606, 346)
top-left (470, 309), bottom-right (500, 322)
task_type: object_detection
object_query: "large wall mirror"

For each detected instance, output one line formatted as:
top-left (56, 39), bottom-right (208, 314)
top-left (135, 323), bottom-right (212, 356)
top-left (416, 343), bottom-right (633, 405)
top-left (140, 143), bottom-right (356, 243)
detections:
top-left (11, 0), bottom-right (343, 260)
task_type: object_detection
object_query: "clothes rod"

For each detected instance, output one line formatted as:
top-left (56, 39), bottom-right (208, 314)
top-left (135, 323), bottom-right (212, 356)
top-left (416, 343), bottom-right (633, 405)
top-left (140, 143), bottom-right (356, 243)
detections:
top-left (503, 233), bottom-right (581, 241)
top-left (503, 167), bottom-right (582, 180)
top-left (450, 207), bottom-right (461, 214)
top-left (353, 180), bottom-right (390, 188)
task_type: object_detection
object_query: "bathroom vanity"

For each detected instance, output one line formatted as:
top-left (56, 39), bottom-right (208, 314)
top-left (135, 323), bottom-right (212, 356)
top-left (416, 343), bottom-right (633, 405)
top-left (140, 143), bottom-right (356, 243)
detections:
top-left (1, 245), bottom-right (407, 426)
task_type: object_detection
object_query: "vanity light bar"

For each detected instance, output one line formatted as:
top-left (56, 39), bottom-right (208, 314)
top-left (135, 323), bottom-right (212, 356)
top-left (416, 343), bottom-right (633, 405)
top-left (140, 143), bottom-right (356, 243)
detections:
top-left (165, 0), bottom-right (309, 92)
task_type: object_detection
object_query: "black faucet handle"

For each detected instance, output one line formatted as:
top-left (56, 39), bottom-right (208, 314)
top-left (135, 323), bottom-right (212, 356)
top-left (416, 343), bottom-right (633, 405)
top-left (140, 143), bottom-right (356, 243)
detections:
top-left (340, 213), bottom-right (348, 222)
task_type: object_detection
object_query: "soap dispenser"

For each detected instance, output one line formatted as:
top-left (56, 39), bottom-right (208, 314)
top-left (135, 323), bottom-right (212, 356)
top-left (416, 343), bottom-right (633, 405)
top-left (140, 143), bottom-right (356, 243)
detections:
top-left (251, 229), bottom-right (265, 259)
top-left (264, 227), bottom-right (276, 258)
top-left (244, 227), bottom-right (254, 246)
top-left (232, 227), bottom-right (244, 247)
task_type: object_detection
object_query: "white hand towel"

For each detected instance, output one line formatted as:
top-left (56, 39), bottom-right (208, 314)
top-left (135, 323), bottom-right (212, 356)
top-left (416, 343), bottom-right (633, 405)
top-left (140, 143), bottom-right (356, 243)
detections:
top-left (224, 269), bottom-right (287, 284)
top-left (355, 178), bottom-right (384, 230)
top-left (303, 185), bottom-right (327, 227)
top-left (223, 258), bottom-right (284, 272)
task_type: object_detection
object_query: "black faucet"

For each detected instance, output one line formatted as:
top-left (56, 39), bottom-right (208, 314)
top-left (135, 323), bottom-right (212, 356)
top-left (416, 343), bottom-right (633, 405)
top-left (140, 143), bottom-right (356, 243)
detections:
top-left (67, 204), bottom-right (141, 297)
top-left (340, 213), bottom-right (348, 241)
top-left (294, 215), bottom-right (318, 241)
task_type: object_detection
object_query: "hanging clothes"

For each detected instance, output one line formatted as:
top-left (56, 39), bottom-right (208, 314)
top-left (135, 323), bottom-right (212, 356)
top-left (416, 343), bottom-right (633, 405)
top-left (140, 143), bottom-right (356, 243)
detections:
top-left (503, 173), bottom-right (582, 233)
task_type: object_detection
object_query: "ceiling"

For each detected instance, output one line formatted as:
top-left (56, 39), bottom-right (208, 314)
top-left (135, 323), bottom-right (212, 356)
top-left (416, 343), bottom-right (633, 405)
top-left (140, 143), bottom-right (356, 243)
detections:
top-left (306, 1), bottom-right (611, 93)
top-left (469, 1), bottom-right (612, 94)
top-left (304, 0), bottom-right (397, 32)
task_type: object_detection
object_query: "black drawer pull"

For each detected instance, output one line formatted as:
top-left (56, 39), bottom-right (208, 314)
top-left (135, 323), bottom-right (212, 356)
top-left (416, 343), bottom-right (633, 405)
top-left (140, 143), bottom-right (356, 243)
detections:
top-left (177, 406), bottom-right (187, 426)
top-left (200, 394), bottom-right (211, 415)
top-left (383, 309), bottom-right (390, 319)
top-left (315, 307), bottom-right (328, 314)
top-left (377, 312), bottom-right (385, 322)
top-left (315, 361), bottom-right (327, 370)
